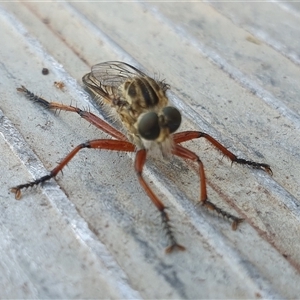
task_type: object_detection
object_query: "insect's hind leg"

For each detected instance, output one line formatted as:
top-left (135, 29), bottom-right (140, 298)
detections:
top-left (172, 144), bottom-right (243, 230)
top-left (11, 139), bottom-right (135, 200)
top-left (17, 85), bottom-right (127, 140)
top-left (135, 149), bottom-right (186, 253)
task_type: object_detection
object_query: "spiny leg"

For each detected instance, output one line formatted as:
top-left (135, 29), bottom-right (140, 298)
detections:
top-left (135, 149), bottom-right (185, 253)
top-left (173, 131), bottom-right (272, 175)
top-left (11, 139), bottom-right (135, 200)
top-left (172, 144), bottom-right (243, 230)
top-left (17, 85), bottom-right (127, 140)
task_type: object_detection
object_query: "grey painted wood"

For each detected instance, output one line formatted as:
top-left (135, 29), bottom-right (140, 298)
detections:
top-left (0, 2), bottom-right (299, 298)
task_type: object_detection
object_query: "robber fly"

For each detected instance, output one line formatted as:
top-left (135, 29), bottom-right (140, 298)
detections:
top-left (11, 61), bottom-right (272, 253)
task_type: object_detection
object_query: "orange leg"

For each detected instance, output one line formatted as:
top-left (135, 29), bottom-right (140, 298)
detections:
top-left (135, 149), bottom-right (185, 253)
top-left (11, 140), bottom-right (185, 252)
top-left (14, 86), bottom-right (185, 252)
top-left (172, 144), bottom-right (243, 230)
top-left (173, 131), bottom-right (272, 175)
top-left (17, 86), bottom-right (127, 141)
top-left (11, 139), bottom-right (135, 200)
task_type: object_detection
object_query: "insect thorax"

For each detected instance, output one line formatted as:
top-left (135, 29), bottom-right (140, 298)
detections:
top-left (118, 76), bottom-right (169, 133)
top-left (123, 76), bottom-right (168, 108)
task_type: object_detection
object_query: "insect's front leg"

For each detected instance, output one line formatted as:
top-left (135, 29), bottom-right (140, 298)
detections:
top-left (17, 86), bottom-right (127, 140)
top-left (11, 139), bottom-right (135, 200)
top-left (135, 149), bottom-right (186, 253)
top-left (172, 144), bottom-right (243, 230)
top-left (173, 131), bottom-right (272, 175)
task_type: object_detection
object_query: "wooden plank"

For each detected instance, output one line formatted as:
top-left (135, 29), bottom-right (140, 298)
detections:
top-left (0, 1), bottom-right (299, 298)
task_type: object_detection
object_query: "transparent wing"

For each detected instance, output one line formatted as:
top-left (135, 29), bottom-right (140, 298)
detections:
top-left (83, 61), bottom-right (148, 105)
top-left (90, 61), bottom-right (148, 87)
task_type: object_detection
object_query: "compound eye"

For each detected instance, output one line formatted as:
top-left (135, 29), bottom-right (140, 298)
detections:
top-left (138, 112), bottom-right (160, 140)
top-left (162, 107), bottom-right (181, 133)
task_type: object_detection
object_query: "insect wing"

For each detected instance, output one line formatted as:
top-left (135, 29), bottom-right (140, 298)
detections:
top-left (83, 71), bottom-right (121, 108)
top-left (83, 61), bottom-right (148, 105)
top-left (90, 61), bottom-right (148, 87)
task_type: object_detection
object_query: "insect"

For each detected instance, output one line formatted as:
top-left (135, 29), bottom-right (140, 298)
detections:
top-left (54, 81), bottom-right (65, 90)
top-left (11, 61), bottom-right (272, 253)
